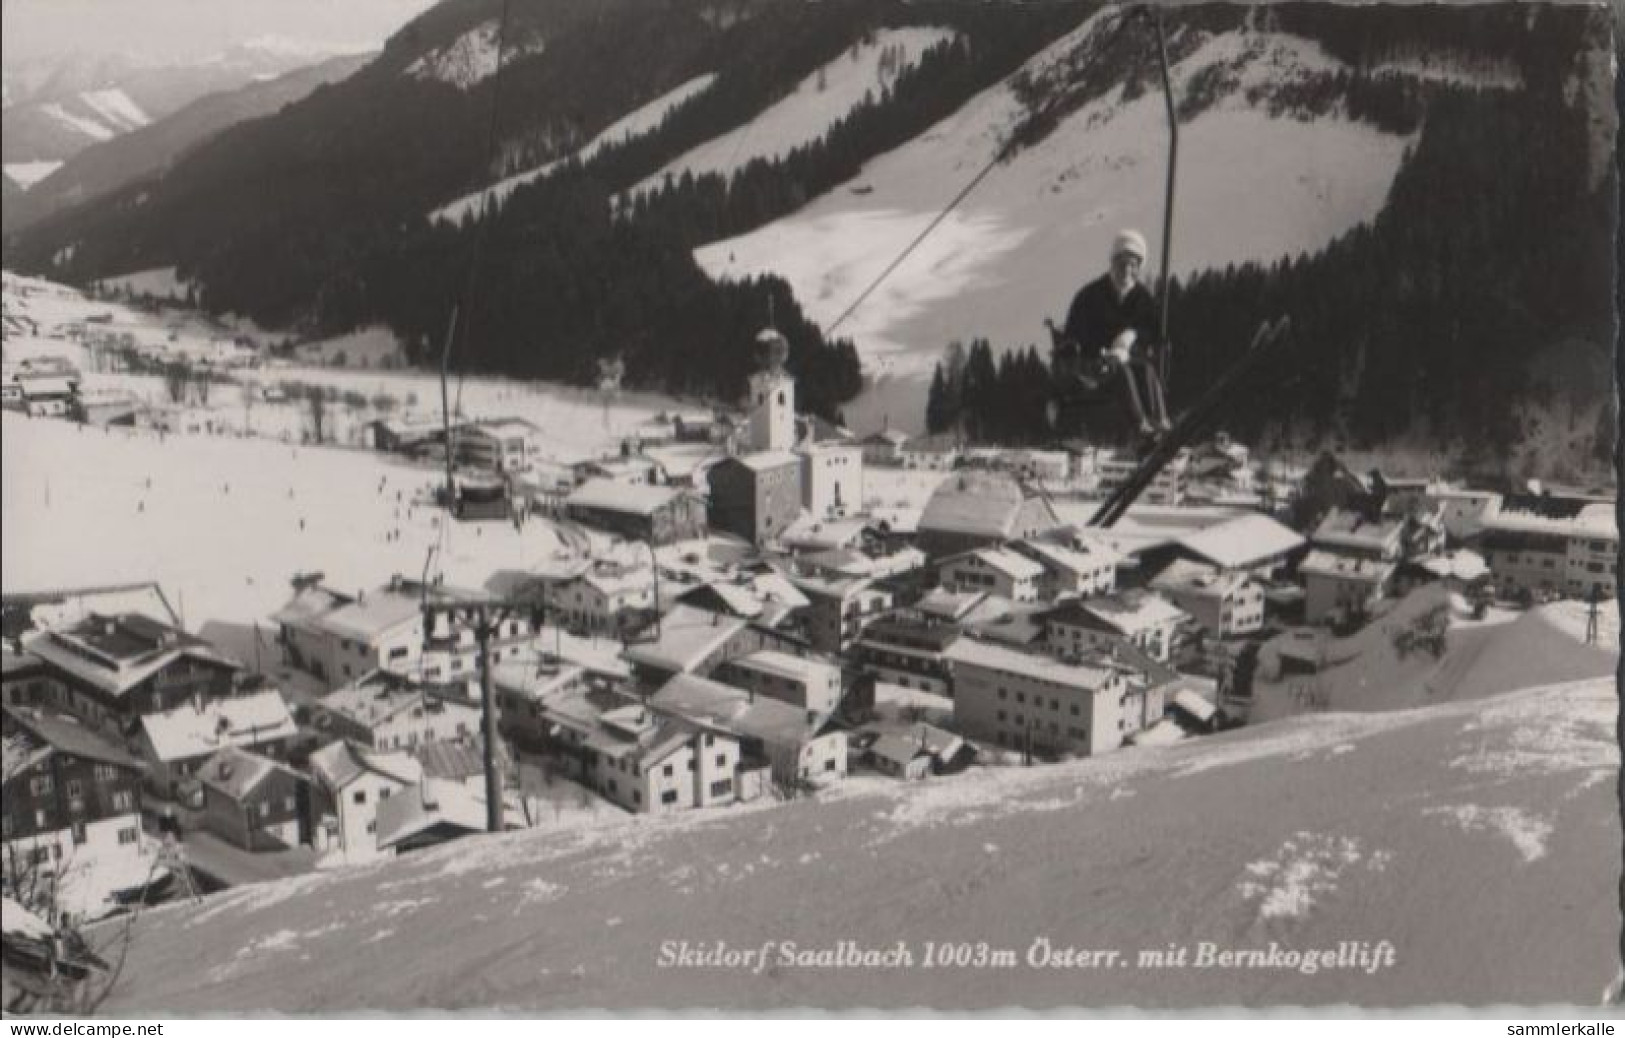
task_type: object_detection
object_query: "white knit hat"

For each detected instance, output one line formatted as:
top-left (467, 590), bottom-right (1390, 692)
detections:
top-left (1111, 229), bottom-right (1148, 262)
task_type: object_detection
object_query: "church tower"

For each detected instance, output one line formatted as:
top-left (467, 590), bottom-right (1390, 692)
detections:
top-left (747, 327), bottom-right (795, 453)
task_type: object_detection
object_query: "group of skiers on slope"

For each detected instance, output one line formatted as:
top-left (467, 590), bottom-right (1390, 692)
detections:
top-left (1052, 227), bottom-right (1173, 438)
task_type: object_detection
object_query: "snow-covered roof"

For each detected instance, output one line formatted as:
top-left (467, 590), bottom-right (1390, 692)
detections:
top-left (943, 638), bottom-right (1117, 690)
top-left (919, 472), bottom-right (1053, 539)
top-left (1176, 513), bottom-right (1306, 569)
top-left (317, 672), bottom-right (477, 732)
top-left (375, 779), bottom-right (487, 851)
top-left (1311, 508), bottom-right (1404, 553)
top-left (1482, 499), bottom-right (1617, 540)
top-left (957, 548), bottom-right (1044, 581)
top-left (2, 897), bottom-right (55, 941)
top-left (1150, 559), bottom-right (1252, 597)
top-left (863, 428), bottom-right (911, 446)
top-left (25, 614), bottom-right (239, 698)
top-left (565, 478), bottom-right (686, 517)
top-left (650, 673), bottom-right (828, 748)
top-left (315, 592), bottom-right (423, 643)
top-left (619, 604), bottom-right (745, 674)
top-left (1016, 539), bottom-right (1120, 575)
top-left (725, 450), bottom-right (801, 473)
top-left (726, 649), bottom-right (839, 687)
top-left (1051, 591), bottom-right (1188, 635)
top-left (308, 739), bottom-right (422, 792)
top-left (139, 690), bottom-right (297, 764)
top-left (196, 745), bottom-right (297, 802)
top-left (1298, 550), bottom-right (1395, 583)
top-left (1417, 550), bottom-right (1490, 583)
top-left (1170, 689), bottom-right (1218, 723)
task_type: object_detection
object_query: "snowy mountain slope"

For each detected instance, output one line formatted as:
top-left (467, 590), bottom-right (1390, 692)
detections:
top-left (2, 162), bottom-right (61, 192)
top-left (695, 19), bottom-right (1425, 432)
top-left (430, 72), bottom-right (719, 225)
top-left (630, 26), bottom-right (960, 197)
top-left (405, 18), bottom-right (546, 90)
top-left (93, 677), bottom-right (1617, 1011)
top-left (78, 88), bottom-right (151, 132)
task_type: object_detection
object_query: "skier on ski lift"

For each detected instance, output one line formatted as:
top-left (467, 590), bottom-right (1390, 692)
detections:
top-left (1051, 228), bottom-right (1172, 438)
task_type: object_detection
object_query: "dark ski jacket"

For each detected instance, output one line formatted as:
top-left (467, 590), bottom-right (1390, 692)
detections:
top-left (1060, 274), bottom-right (1160, 363)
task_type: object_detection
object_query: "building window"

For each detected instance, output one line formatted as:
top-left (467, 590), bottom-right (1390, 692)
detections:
top-left (663, 764), bottom-right (674, 778)
top-left (997, 710), bottom-right (1007, 722)
top-left (354, 790), bottom-right (367, 805)
top-left (710, 779), bottom-right (732, 797)
top-left (30, 775), bottom-right (52, 797)
top-left (71, 821), bottom-right (87, 845)
top-left (111, 790), bottom-right (135, 812)
top-left (118, 827), bottom-right (139, 846)
top-left (258, 802), bottom-right (270, 818)
top-left (66, 779), bottom-right (83, 798)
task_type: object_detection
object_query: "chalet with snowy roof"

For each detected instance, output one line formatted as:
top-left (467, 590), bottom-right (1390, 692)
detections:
top-left (310, 671), bottom-right (481, 752)
top-left (1147, 512), bottom-right (1307, 581)
top-left (136, 689), bottom-right (298, 797)
top-left (867, 723), bottom-right (967, 780)
top-left (375, 779), bottom-right (490, 854)
top-left (70, 389), bottom-right (142, 428)
top-left (2, 582), bottom-right (179, 650)
top-left (1298, 551), bottom-right (1395, 624)
top-left (650, 673), bottom-right (846, 789)
top-left (916, 471), bottom-right (1062, 560)
top-left (1477, 493), bottom-right (1616, 602)
top-left (413, 739), bottom-right (485, 788)
top-left (274, 577), bottom-right (538, 689)
top-left (619, 603), bottom-right (748, 689)
top-left (308, 740), bottom-right (422, 859)
top-left (572, 453), bottom-right (668, 487)
top-left (712, 649), bottom-right (842, 715)
top-left (366, 416), bottom-right (445, 454)
top-left (546, 560), bottom-right (656, 637)
top-left (781, 516), bottom-right (869, 553)
top-left (913, 588), bottom-right (1008, 627)
top-left (938, 547), bottom-right (1045, 603)
top-left (20, 613), bottom-right (240, 733)
top-left (706, 451), bottom-right (802, 545)
top-left (1311, 508), bottom-right (1406, 560)
top-left (1009, 538), bottom-right (1119, 600)
top-left (896, 433), bottom-right (961, 471)
top-left (852, 618), bottom-right (961, 697)
top-left (859, 427), bottom-right (911, 466)
top-left (944, 638), bottom-right (1133, 758)
top-left (672, 412), bottom-right (724, 443)
top-left (1149, 560), bottom-right (1265, 639)
top-left (787, 573), bottom-right (892, 654)
top-left (563, 478), bottom-right (707, 546)
top-left (196, 746), bottom-right (309, 852)
top-left (492, 659), bottom-right (595, 747)
top-left (2, 706), bottom-right (152, 920)
top-left (524, 682), bottom-right (747, 813)
top-left (1045, 591), bottom-right (1189, 663)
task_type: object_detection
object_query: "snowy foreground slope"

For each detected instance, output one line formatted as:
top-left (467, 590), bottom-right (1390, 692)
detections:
top-left (99, 679), bottom-right (1616, 1011)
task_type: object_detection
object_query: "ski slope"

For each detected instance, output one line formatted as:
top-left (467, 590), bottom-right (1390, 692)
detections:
top-left (430, 73), bottom-right (719, 225)
top-left (693, 24), bottom-right (1416, 433)
top-left (630, 26), bottom-right (959, 197)
top-left (91, 675), bottom-right (1617, 1010)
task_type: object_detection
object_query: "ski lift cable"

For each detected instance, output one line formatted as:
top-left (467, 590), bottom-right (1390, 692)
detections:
top-left (825, 7), bottom-right (1150, 339)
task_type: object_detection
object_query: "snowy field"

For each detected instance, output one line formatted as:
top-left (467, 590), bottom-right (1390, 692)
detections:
top-left (0, 413), bottom-right (571, 662)
top-left (630, 27), bottom-right (958, 198)
top-left (93, 675), bottom-right (1618, 1010)
top-left (431, 73), bottom-right (719, 225)
top-left (693, 22), bottom-right (1417, 431)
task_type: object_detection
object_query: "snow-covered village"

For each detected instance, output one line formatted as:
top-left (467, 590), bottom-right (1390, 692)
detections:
top-left (1, 0), bottom-right (1619, 1018)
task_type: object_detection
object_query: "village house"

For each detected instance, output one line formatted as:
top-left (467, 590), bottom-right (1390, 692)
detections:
top-left (546, 560), bottom-right (656, 637)
top-left (706, 452), bottom-right (803, 545)
top-left (1009, 537), bottom-right (1120, 600)
top-left (1300, 507), bottom-right (1406, 623)
top-left (1, 706), bottom-right (153, 921)
top-left (1097, 448), bottom-right (1189, 505)
top-left (572, 453), bottom-right (669, 487)
top-left (1478, 493), bottom-right (1617, 602)
top-left (195, 746), bottom-right (310, 852)
top-left (1425, 485), bottom-right (1501, 542)
top-left (796, 439), bottom-right (863, 520)
top-left (859, 427), bottom-right (910, 466)
top-left (619, 603), bottom-right (749, 690)
top-left (70, 389), bottom-right (142, 428)
top-left (896, 434), bottom-right (961, 471)
top-left (1141, 512), bottom-right (1308, 583)
top-left (457, 418), bottom-right (538, 475)
top-left (650, 674), bottom-right (846, 790)
top-left (1149, 560), bottom-right (1267, 640)
top-left (866, 723), bottom-right (968, 780)
top-left (375, 779), bottom-right (489, 854)
top-left (366, 415), bottom-right (444, 455)
top-left (851, 618), bottom-right (961, 697)
top-left (1045, 591), bottom-right (1190, 664)
top-left (563, 479), bottom-right (708, 546)
top-left (788, 574), bottom-right (892, 655)
top-left (712, 649), bottom-right (843, 715)
top-left (938, 548), bottom-right (1045, 603)
top-left (274, 577), bottom-right (538, 689)
top-left (944, 638), bottom-right (1132, 758)
top-left (307, 739), bottom-right (423, 859)
top-left (310, 671), bottom-right (482, 752)
top-left (135, 689), bottom-right (299, 798)
top-left (19, 612), bottom-right (241, 734)
top-left (3, 582), bottom-right (181, 650)
top-left (523, 682), bottom-right (747, 814)
top-left (916, 471), bottom-right (1063, 560)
